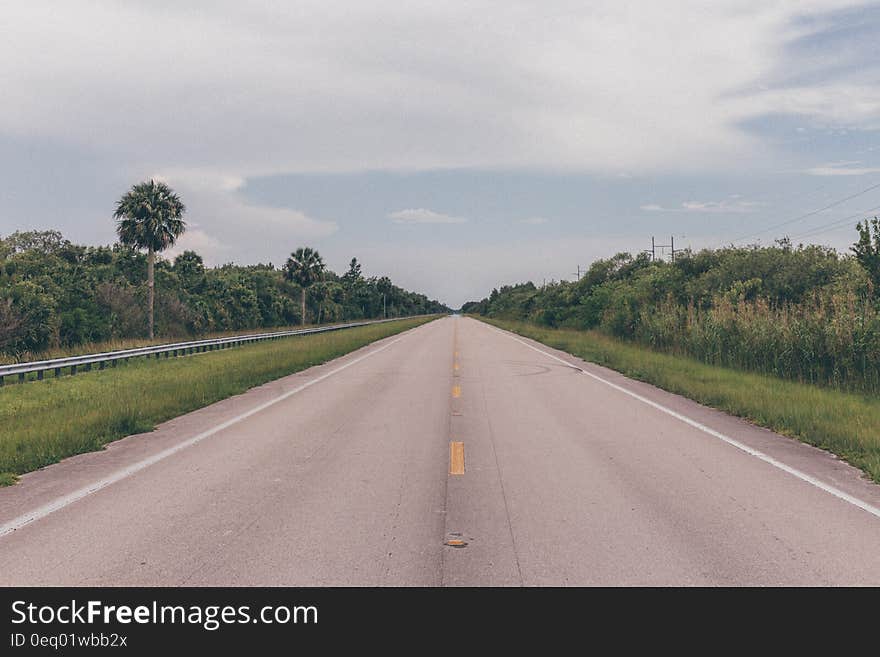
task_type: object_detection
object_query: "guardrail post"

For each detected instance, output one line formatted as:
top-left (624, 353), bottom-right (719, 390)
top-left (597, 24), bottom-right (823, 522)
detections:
top-left (37, 370), bottom-right (44, 380)
top-left (71, 365), bottom-right (77, 375)
top-left (55, 367), bottom-right (61, 378)
top-left (19, 373), bottom-right (25, 383)
top-left (99, 361), bottom-right (106, 370)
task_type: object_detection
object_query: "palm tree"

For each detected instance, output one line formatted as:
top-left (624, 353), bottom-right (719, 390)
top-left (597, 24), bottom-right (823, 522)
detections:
top-left (114, 180), bottom-right (186, 339)
top-left (284, 247), bottom-right (325, 326)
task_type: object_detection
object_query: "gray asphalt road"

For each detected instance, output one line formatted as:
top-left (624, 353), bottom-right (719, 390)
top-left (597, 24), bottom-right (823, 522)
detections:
top-left (2, 316), bottom-right (880, 585)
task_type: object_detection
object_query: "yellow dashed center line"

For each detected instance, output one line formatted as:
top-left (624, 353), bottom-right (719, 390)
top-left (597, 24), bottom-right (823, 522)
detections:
top-left (449, 441), bottom-right (465, 475)
top-left (452, 385), bottom-right (461, 398)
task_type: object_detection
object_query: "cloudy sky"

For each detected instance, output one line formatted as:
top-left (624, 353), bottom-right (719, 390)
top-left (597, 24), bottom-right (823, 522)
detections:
top-left (2, 1), bottom-right (880, 306)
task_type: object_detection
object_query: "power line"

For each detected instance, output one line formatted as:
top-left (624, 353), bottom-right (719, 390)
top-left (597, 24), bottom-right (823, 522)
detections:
top-left (730, 179), bottom-right (880, 244)
top-left (788, 205), bottom-right (880, 242)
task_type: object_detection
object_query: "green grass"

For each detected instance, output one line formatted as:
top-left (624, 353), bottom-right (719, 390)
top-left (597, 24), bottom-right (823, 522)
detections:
top-left (477, 316), bottom-right (880, 484)
top-left (0, 316), bottom-right (435, 484)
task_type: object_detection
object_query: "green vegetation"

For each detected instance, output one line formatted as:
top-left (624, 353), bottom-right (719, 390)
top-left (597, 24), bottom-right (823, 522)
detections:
top-left (0, 316), bottom-right (434, 485)
top-left (0, 230), bottom-right (448, 360)
top-left (284, 247), bottom-right (325, 326)
top-left (463, 233), bottom-right (880, 393)
top-left (478, 317), bottom-right (880, 484)
top-left (114, 179), bottom-right (188, 339)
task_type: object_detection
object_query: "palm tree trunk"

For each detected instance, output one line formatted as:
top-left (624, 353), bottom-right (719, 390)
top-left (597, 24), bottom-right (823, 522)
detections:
top-left (147, 248), bottom-right (155, 339)
top-left (301, 287), bottom-right (306, 326)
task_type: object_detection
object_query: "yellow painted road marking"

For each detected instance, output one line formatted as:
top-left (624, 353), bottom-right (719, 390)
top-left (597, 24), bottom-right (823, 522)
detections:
top-left (452, 385), bottom-right (461, 398)
top-left (449, 441), bottom-right (465, 475)
top-left (453, 363), bottom-right (460, 371)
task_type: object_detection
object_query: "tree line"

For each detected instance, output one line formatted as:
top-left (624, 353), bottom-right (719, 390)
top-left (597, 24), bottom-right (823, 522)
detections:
top-left (463, 221), bottom-right (880, 393)
top-left (0, 181), bottom-right (447, 357)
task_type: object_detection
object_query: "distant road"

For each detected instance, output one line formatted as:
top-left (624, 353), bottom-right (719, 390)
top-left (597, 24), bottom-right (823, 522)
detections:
top-left (2, 316), bottom-right (880, 585)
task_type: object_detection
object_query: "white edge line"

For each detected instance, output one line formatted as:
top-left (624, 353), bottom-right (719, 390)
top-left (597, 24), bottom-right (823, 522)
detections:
top-left (484, 322), bottom-right (880, 521)
top-left (0, 334), bottom-right (407, 538)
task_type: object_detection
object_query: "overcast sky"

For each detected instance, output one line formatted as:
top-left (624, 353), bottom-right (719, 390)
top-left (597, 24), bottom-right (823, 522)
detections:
top-left (2, 1), bottom-right (880, 306)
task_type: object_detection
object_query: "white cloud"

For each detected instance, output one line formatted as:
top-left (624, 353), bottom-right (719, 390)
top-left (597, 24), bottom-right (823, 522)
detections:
top-left (0, 0), bottom-right (871, 180)
top-left (163, 228), bottom-right (227, 262)
top-left (806, 161), bottom-right (880, 176)
top-left (641, 198), bottom-right (762, 213)
top-left (517, 217), bottom-right (549, 225)
top-left (389, 208), bottom-right (467, 224)
top-left (152, 168), bottom-right (337, 266)
top-left (749, 84), bottom-right (880, 131)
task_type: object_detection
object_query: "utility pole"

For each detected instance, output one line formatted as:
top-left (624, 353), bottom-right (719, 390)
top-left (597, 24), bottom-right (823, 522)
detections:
top-left (643, 236), bottom-right (656, 261)
top-left (571, 265), bottom-right (584, 281)
top-left (654, 235), bottom-right (677, 263)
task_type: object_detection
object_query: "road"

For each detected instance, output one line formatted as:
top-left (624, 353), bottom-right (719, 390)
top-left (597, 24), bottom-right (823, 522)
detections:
top-left (2, 316), bottom-right (880, 585)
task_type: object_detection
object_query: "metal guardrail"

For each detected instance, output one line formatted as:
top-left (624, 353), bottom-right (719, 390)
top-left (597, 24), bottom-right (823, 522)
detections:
top-left (0, 316), bottom-right (423, 385)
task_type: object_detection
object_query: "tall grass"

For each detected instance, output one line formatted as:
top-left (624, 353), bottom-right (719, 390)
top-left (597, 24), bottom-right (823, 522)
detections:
top-left (0, 317), bottom-right (434, 484)
top-left (630, 291), bottom-right (880, 393)
top-left (480, 317), bottom-right (880, 484)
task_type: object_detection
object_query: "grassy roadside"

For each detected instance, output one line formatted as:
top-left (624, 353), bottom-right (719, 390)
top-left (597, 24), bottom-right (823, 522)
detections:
top-left (476, 316), bottom-right (880, 484)
top-left (0, 316), bottom-right (435, 485)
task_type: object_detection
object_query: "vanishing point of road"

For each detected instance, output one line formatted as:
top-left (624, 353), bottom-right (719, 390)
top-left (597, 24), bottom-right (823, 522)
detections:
top-left (2, 316), bottom-right (880, 585)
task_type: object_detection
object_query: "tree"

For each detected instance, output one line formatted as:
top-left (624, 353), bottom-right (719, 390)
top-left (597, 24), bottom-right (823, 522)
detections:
top-left (0, 296), bottom-right (22, 350)
top-left (283, 247), bottom-right (325, 325)
top-left (853, 217), bottom-right (880, 293)
top-left (2, 230), bottom-right (69, 255)
top-left (174, 250), bottom-right (206, 291)
top-left (342, 257), bottom-right (362, 288)
top-left (113, 180), bottom-right (186, 338)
